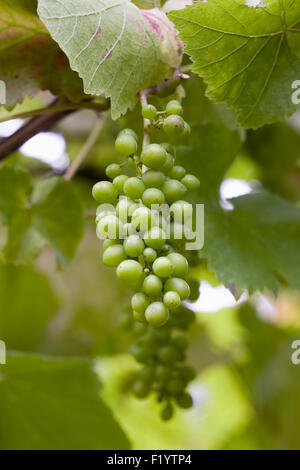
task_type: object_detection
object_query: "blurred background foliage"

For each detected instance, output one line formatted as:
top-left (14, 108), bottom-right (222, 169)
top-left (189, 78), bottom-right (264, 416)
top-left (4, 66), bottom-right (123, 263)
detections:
top-left (0, 73), bottom-right (300, 450)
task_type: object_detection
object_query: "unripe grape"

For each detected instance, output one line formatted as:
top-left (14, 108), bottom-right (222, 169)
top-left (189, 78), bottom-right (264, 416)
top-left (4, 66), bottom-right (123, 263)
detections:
top-left (154, 364), bottom-right (172, 382)
top-left (178, 366), bottom-right (196, 382)
top-left (142, 188), bottom-right (165, 208)
top-left (172, 336), bottom-right (188, 351)
top-left (176, 392), bottom-right (193, 409)
top-left (142, 104), bottom-right (157, 120)
top-left (122, 222), bottom-right (135, 237)
top-left (133, 310), bottom-right (147, 323)
top-left (164, 277), bottom-right (190, 300)
top-left (166, 378), bottom-right (185, 395)
top-left (143, 274), bottom-right (163, 297)
top-left (169, 165), bottom-right (186, 180)
top-left (119, 128), bottom-right (138, 141)
top-left (152, 256), bottom-right (174, 278)
top-left (132, 380), bottom-right (151, 398)
top-left (124, 234), bottom-right (145, 257)
top-left (143, 247), bottom-right (157, 263)
top-left (167, 253), bottom-right (188, 278)
top-left (181, 174), bottom-right (200, 191)
top-left (113, 174), bottom-right (128, 192)
top-left (131, 292), bottom-right (150, 314)
top-left (141, 144), bottom-right (167, 170)
top-left (131, 206), bottom-right (152, 231)
top-left (170, 200), bottom-right (193, 222)
top-left (162, 179), bottom-right (187, 204)
top-left (182, 122), bottom-right (191, 137)
top-left (163, 291), bottom-right (181, 309)
top-left (96, 209), bottom-right (115, 224)
top-left (102, 244), bottom-right (126, 267)
top-left (116, 197), bottom-right (135, 220)
top-left (145, 302), bottom-right (169, 327)
top-left (139, 366), bottom-right (154, 382)
top-left (117, 260), bottom-right (143, 285)
top-left (168, 222), bottom-right (190, 247)
top-left (115, 134), bottom-right (137, 156)
top-left (161, 142), bottom-right (174, 155)
top-left (142, 170), bottom-right (165, 188)
top-left (124, 177), bottom-right (145, 200)
top-left (97, 215), bottom-right (123, 239)
top-left (144, 227), bottom-right (166, 250)
top-left (158, 346), bottom-right (178, 363)
top-left (103, 238), bottom-right (119, 250)
top-left (161, 403), bottom-right (174, 421)
top-left (188, 278), bottom-right (200, 302)
top-left (105, 163), bottom-right (122, 179)
top-left (161, 153), bottom-right (174, 174)
top-left (163, 115), bottom-right (185, 137)
top-left (92, 181), bottom-right (118, 204)
top-left (166, 100), bottom-right (183, 116)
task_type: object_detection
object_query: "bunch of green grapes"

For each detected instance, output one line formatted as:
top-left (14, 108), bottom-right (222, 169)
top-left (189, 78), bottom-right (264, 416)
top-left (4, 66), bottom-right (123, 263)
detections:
top-left (92, 99), bottom-right (200, 420)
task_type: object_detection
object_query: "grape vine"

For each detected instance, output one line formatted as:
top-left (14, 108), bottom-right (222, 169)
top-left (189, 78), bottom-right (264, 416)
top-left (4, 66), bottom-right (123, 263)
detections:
top-left (92, 95), bottom-right (201, 420)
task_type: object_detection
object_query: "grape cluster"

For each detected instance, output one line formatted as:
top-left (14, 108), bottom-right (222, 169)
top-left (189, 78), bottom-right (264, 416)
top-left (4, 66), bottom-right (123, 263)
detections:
top-left (92, 99), bottom-right (200, 420)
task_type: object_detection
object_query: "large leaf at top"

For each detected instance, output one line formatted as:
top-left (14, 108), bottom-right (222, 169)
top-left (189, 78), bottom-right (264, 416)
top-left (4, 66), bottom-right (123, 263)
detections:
top-left (0, 262), bottom-right (59, 351)
top-left (169, 0), bottom-right (300, 128)
top-left (0, 0), bottom-right (85, 109)
top-left (177, 124), bottom-right (300, 294)
top-left (38, 0), bottom-right (182, 119)
top-left (0, 166), bottom-right (84, 267)
top-left (0, 353), bottom-right (130, 450)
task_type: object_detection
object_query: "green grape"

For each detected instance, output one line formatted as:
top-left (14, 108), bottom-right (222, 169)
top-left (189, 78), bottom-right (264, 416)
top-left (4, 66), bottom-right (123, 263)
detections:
top-left (164, 277), bottom-right (190, 300)
top-left (105, 163), bottom-right (122, 179)
top-left (130, 344), bottom-right (152, 363)
top-left (181, 174), bottom-right (200, 191)
top-left (162, 179), bottom-right (187, 204)
top-left (124, 235), bottom-right (145, 257)
top-left (133, 310), bottom-right (147, 323)
top-left (158, 345), bottom-right (178, 363)
top-left (166, 378), bottom-right (185, 395)
top-left (145, 302), bottom-right (169, 327)
top-left (117, 260), bottom-right (144, 285)
top-left (166, 100), bottom-right (183, 116)
top-left (168, 222), bottom-right (189, 248)
top-left (128, 202), bottom-right (141, 217)
top-left (161, 403), bottom-right (174, 421)
top-left (172, 336), bottom-right (188, 351)
top-left (115, 133), bottom-right (137, 156)
top-left (119, 128), bottom-right (138, 141)
top-left (187, 278), bottom-right (200, 302)
top-left (170, 200), bottom-right (193, 222)
top-left (122, 222), bottom-right (135, 237)
top-left (132, 380), bottom-right (151, 398)
top-left (161, 142), bottom-right (174, 155)
top-left (131, 206), bottom-right (152, 231)
top-left (163, 291), bottom-right (181, 310)
top-left (141, 144), bottom-right (167, 170)
top-left (142, 188), bottom-right (165, 208)
top-left (142, 170), bottom-right (165, 188)
top-left (142, 274), bottom-right (163, 297)
top-left (178, 366), bottom-right (196, 382)
top-left (124, 177), bottom-right (145, 200)
top-left (92, 181), bottom-right (118, 204)
top-left (103, 244), bottom-right (126, 267)
top-left (169, 165), bottom-right (186, 180)
top-left (131, 292), bottom-right (150, 314)
top-left (139, 366), bottom-right (154, 382)
top-left (167, 253), bottom-right (189, 278)
top-left (152, 256), bottom-right (174, 278)
top-left (97, 215), bottom-right (123, 239)
top-left (96, 209), bottom-right (115, 224)
top-left (154, 364), bottom-right (172, 382)
top-left (144, 227), bottom-right (166, 250)
top-left (116, 197), bottom-right (134, 220)
top-left (182, 122), bottom-right (191, 137)
top-left (163, 115), bottom-right (185, 137)
top-left (143, 247), bottom-right (157, 263)
top-left (113, 174), bottom-right (128, 192)
top-left (132, 322), bottom-right (148, 336)
top-left (176, 392), bottom-right (193, 409)
top-left (161, 153), bottom-right (175, 174)
top-left (142, 104), bottom-right (157, 120)
top-left (119, 312), bottom-right (133, 329)
top-left (137, 331), bottom-right (159, 348)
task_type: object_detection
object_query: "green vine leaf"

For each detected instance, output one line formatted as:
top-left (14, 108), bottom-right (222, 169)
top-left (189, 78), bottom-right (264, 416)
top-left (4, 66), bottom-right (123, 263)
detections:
top-left (0, 166), bottom-right (84, 267)
top-left (0, 353), bottom-right (130, 450)
top-left (37, 0), bottom-right (182, 119)
top-left (0, 0), bottom-right (85, 109)
top-left (169, 0), bottom-right (300, 128)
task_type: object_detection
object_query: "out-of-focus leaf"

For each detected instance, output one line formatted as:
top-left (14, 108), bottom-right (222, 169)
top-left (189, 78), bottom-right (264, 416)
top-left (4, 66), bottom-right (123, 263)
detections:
top-left (0, 353), bottom-right (130, 450)
top-left (0, 166), bottom-right (84, 267)
top-left (0, 262), bottom-right (59, 351)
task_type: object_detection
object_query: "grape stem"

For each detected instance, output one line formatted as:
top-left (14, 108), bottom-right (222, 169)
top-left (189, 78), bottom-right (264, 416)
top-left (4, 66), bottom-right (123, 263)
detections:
top-left (139, 90), bottom-right (151, 150)
top-left (64, 116), bottom-right (105, 181)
